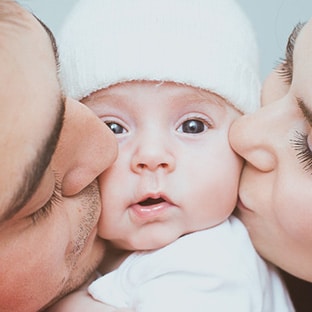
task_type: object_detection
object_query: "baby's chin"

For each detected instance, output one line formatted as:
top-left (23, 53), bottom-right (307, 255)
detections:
top-left (124, 231), bottom-right (187, 252)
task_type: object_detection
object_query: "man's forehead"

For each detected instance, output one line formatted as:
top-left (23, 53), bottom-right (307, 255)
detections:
top-left (0, 1), bottom-right (32, 34)
top-left (0, 2), bottom-right (60, 145)
top-left (0, 1), bottom-right (52, 53)
top-left (0, 3), bottom-right (33, 206)
top-left (0, 1), bottom-right (64, 222)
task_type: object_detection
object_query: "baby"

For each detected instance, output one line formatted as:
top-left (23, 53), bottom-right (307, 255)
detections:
top-left (52, 0), bottom-right (294, 311)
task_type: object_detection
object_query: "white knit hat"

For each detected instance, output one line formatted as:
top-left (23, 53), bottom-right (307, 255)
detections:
top-left (59, 0), bottom-right (260, 114)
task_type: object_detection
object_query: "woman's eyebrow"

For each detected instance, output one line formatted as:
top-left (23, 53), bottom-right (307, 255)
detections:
top-left (284, 22), bottom-right (306, 81)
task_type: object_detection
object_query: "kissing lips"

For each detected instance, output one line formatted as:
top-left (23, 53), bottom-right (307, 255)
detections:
top-left (237, 197), bottom-right (253, 213)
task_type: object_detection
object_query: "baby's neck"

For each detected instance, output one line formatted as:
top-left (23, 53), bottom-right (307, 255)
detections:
top-left (98, 241), bottom-right (133, 275)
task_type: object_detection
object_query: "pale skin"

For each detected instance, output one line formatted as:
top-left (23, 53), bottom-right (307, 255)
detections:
top-left (0, 1), bottom-right (119, 311)
top-left (51, 16), bottom-right (312, 312)
top-left (50, 80), bottom-right (243, 310)
top-left (88, 81), bottom-right (242, 252)
top-left (230, 18), bottom-right (312, 282)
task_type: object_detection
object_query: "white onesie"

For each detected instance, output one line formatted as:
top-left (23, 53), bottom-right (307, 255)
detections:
top-left (89, 216), bottom-right (294, 312)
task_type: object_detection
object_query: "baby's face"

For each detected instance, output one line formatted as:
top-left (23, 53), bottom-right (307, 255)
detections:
top-left (84, 81), bottom-right (242, 250)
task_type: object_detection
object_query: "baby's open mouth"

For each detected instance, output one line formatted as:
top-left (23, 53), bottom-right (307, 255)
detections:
top-left (139, 197), bottom-right (165, 206)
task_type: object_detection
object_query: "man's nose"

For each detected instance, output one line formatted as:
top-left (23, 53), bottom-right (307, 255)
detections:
top-left (54, 97), bottom-right (118, 196)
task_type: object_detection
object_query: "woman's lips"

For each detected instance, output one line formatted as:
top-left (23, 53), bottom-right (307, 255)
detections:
top-left (237, 197), bottom-right (253, 213)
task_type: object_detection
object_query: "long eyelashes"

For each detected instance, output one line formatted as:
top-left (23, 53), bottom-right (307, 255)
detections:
top-left (290, 131), bottom-right (312, 172)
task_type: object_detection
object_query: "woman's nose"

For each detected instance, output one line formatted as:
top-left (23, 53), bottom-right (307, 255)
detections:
top-left (54, 97), bottom-right (118, 196)
top-left (229, 105), bottom-right (277, 172)
top-left (130, 134), bottom-right (175, 174)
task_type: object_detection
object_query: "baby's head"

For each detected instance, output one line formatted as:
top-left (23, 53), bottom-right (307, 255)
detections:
top-left (59, 0), bottom-right (260, 250)
top-left (59, 0), bottom-right (260, 115)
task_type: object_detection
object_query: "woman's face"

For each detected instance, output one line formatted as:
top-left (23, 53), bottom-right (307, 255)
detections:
top-left (230, 18), bottom-right (312, 281)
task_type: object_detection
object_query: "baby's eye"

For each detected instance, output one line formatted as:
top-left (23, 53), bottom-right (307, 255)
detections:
top-left (177, 119), bottom-right (206, 134)
top-left (105, 121), bottom-right (126, 134)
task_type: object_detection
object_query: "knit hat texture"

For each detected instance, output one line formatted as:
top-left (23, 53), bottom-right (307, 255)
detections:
top-left (59, 0), bottom-right (260, 113)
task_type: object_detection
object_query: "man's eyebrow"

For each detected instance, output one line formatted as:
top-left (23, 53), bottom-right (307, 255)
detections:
top-left (0, 99), bottom-right (65, 224)
top-left (34, 16), bottom-right (60, 67)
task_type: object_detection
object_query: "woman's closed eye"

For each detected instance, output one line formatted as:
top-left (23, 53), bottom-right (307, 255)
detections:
top-left (290, 131), bottom-right (312, 173)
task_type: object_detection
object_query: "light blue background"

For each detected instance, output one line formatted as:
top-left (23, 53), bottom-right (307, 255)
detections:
top-left (17, 0), bottom-right (312, 80)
